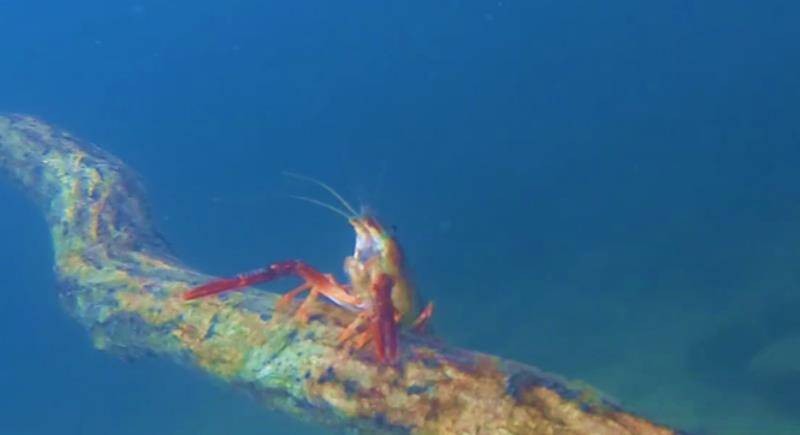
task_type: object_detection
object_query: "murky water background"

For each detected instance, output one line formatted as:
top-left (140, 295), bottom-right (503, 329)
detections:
top-left (2, 1), bottom-right (799, 434)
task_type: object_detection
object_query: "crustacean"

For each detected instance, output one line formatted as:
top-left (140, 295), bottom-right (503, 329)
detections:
top-left (182, 174), bottom-right (433, 364)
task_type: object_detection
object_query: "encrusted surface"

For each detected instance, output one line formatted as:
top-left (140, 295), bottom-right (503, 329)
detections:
top-left (0, 114), bottom-right (676, 434)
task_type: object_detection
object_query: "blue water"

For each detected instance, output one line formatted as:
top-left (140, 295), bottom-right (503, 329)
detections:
top-left (2, 1), bottom-right (800, 434)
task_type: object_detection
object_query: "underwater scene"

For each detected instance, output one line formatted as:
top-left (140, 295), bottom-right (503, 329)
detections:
top-left (1, 1), bottom-right (799, 434)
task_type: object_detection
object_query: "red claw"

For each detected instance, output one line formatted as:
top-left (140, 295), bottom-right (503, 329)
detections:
top-left (370, 274), bottom-right (398, 364)
top-left (182, 260), bottom-right (301, 300)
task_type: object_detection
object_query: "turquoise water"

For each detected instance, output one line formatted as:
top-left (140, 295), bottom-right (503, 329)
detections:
top-left (2, 1), bottom-right (800, 434)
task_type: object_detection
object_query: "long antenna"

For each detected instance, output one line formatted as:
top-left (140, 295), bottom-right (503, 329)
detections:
top-left (287, 195), bottom-right (352, 220)
top-left (283, 171), bottom-right (359, 216)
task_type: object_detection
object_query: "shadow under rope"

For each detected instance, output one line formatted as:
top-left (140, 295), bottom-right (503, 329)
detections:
top-left (687, 297), bottom-right (800, 416)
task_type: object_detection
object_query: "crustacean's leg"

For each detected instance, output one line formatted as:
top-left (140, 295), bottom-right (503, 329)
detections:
top-left (337, 311), bottom-right (373, 344)
top-left (338, 311), bottom-right (400, 352)
top-left (411, 302), bottom-right (435, 333)
top-left (275, 265), bottom-right (362, 322)
top-left (183, 260), bottom-right (363, 322)
top-left (275, 282), bottom-right (314, 321)
top-left (338, 279), bottom-right (436, 363)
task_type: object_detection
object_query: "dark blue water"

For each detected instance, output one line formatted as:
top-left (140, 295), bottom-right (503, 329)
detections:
top-left (2, 1), bottom-right (799, 434)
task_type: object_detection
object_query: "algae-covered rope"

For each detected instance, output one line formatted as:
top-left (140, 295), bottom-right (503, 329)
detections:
top-left (0, 114), bottom-right (677, 434)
